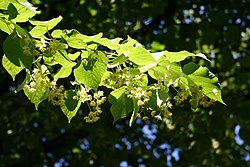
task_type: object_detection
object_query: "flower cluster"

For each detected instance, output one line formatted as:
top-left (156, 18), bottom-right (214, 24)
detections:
top-left (84, 90), bottom-right (106, 123)
top-left (173, 89), bottom-right (190, 105)
top-left (22, 38), bottom-right (40, 57)
top-left (104, 68), bottom-right (132, 89)
top-left (199, 96), bottom-right (215, 108)
top-left (24, 65), bottom-right (49, 93)
top-left (48, 82), bottom-right (67, 106)
top-left (73, 85), bottom-right (92, 103)
top-left (151, 101), bottom-right (173, 121)
top-left (127, 87), bottom-right (152, 107)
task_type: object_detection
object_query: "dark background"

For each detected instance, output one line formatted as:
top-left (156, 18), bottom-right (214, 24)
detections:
top-left (0, 0), bottom-right (250, 166)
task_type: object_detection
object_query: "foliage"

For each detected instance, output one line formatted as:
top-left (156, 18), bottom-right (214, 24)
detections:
top-left (0, 0), bottom-right (249, 166)
top-left (1, 0), bottom-right (224, 126)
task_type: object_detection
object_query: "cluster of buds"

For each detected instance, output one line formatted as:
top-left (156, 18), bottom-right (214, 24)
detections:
top-left (173, 89), bottom-right (190, 105)
top-left (24, 65), bottom-right (49, 93)
top-left (104, 68), bottom-right (132, 89)
top-left (84, 90), bottom-right (106, 123)
top-left (151, 101), bottom-right (173, 121)
top-left (73, 85), bottom-right (92, 103)
top-left (22, 38), bottom-right (40, 57)
top-left (47, 81), bottom-right (67, 106)
top-left (199, 95), bottom-right (215, 108)
top-left (127, 87), bottom-right (152, 107)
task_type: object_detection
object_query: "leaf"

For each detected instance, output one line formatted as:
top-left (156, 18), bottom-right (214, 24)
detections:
top-left (108, 87), bottom-right (133, 123)
top-left (3, 27), bottom-right (33, 69)
top-left (128, 47), bottom-right (156, 65)
top-left (54, 65), bottom-right (74, 81)
top-left (23, 84), bottom-right (48, 110)
top-left (185, 64), bottom-right (225, 104)
top-left (0, 19), bottom-right (15, 34)
top-left (182, 62), bottom-right (199, 75)
top-left (74, 60), bottom-right (107, 91)
top-left (139, 62), bottom-right (157, 73)
top-left (7, 3), bottom-right (18, 20)
top-left (54, 50), bottom-right (73, 66)
top-left (2, 54), bottom-right (24, 81)
top-left (146, 89), bottom-right (169, 110)
top-left (163, 50), bottom-right (195, 63)
top-left (163, 51), bottom-right (210, 63)
top-left (66, 37), bottom-right (87, 49)
top-left (68, 52), bottom-right (81, 61)
top-left (60, 90), bottom-right (82, 123)
top-left (11, 1), bottom-right (37, 22)
top-left (108, 54), bottom-right (128, 68)
top-left (14, 71), bottom-right (30, 93)
top-left (29, 16), bottom-right (63, 37)
top-left (93, 38), bottom-right (119, 50)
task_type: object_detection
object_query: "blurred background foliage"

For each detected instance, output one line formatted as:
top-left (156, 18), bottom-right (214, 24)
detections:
top-left (0, 0), bottom-right (250, 166)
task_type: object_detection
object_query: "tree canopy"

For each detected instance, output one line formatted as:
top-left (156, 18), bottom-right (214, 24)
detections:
top-left (0, 0), bottom-right (249, 166)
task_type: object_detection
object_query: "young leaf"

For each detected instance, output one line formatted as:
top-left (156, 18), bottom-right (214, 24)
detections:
top-left (163, 50), bottom-right (195, 63)
top-left (92, 38), bottom-right (119, 50)
top-left (2, 54), bottom-right (24, 81)
top-left (60, 90), bottom-right (82, 123)
top-left (29, 16), bottom-right (63, 37)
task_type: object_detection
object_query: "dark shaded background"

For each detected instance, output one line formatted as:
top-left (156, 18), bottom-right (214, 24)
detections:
top-left (0, 0), bottom-right (250, 166)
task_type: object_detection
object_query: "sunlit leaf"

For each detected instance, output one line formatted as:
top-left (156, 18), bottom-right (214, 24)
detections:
top-left (61, 90), bottom-right (82, 123)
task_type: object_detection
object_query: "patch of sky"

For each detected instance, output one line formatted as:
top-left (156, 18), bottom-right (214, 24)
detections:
top-left (143, 20), bottom-right (151, 26)
top-left (234, 125), bottom-right (244, 146)
top-left (121, 137), bottom-right (132, 150)
top-left (80, 138), bottom-right (90, 150)
top-left (33, 122), bottom-right (39, 128)
top-left (60, 128), bottom-right (65, 134)
top-left (142, 124), bottom-right (157, 140)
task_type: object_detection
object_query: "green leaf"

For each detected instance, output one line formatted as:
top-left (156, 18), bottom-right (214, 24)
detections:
top-left (146, 89), bottom-right (169, 110)
top-left (14, 71), bottom-right (30, 93)
top-left (163, 50), bottom-right (195, 63)
top-left (60, 90), bottom-right (82, 123)
top-left (7, 3), bottom-right (18, 20)
top-left (2, 54), bottom-right (24, 81)
top-left (11, 1), bottom-right (37, 22)
top-left (66, 37), bottom-right (87, 49)
top-left (76, 32), bottom-right (103, 42)
top-left (29, 16), bottom-right (63, 37)
top-left (74, 59), bottom-right (107, 91)
top-left (163, 51), bottom-right (210, 63)
top-left (139, 62), bottom-right (157, 73)
top-left (23, 84), bottom-right (48, 110)
top-left (183, 62), bottom-right (199, 75)
top-left (54, 65), bottom-right (74, 81)
top-left (186, 64), bottom-right (225, 104)
top-left (0, 19), bottom-right (15, 34)
top-left (93, 38), bottom-right (119, 50)
top-left (3, 27), bottom-right (33, 69)
top-left (54, 50), bottom-right (72, 66)
top-left (108, 54), bottom-right (128, 68)
top-left (68, 52), bottom-right (81, 61)
top-left (128, 47), bottom-right (156, 65)
top-left (108, 87), bottom-right (133, 123)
